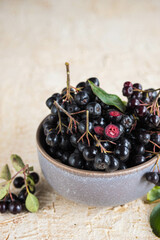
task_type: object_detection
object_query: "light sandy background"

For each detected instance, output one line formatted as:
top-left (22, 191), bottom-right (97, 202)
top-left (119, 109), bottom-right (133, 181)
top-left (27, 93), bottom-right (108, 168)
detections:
top-left (0, 0), bottom-right (160, 239)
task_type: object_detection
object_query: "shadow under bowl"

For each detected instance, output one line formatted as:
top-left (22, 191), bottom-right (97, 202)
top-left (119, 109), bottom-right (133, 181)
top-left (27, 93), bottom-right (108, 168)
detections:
top-left (36, 117), bottom-right (158, 207)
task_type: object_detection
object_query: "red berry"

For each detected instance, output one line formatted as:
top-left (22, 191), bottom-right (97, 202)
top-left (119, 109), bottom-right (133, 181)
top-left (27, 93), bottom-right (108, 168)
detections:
top-left (124, 81), bottom-right (133, 88)
top-left (94, 126), bottom-right (104, 136)
top-left (135, 106), bottom-right (147, 117)
top-left (105, 123), bottom-right (121, 141)
top-left (122, 86), bottom-right (133, 97)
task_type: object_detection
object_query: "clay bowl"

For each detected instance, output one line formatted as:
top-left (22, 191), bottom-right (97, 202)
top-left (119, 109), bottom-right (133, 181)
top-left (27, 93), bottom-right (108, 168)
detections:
top-left (36, 117), bottom-right (158, 207)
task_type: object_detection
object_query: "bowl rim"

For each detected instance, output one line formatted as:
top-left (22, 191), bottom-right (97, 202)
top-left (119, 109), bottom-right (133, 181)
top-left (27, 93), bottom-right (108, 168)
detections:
top-left (36, 116), bottom-right (157, 177)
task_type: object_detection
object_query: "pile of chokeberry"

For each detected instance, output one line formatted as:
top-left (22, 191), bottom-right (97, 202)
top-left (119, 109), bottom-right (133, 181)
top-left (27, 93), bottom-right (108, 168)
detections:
top-left (0, 155), bottom-right (39, 214)
top-left (43, 63), bottom-right (160, 172)
top-left (0, 172), bottom-right (39, 214)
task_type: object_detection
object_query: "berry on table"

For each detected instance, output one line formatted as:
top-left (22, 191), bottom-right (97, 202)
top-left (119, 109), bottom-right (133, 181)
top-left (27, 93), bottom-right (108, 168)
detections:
top-left (13, 176), bottom-right (24, 188)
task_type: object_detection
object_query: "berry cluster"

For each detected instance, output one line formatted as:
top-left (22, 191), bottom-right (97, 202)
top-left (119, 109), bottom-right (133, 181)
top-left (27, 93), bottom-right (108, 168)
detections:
top-left (0, 172), bottom-right (39, 214)
top-left (43, 64), bottom-right (160, 172)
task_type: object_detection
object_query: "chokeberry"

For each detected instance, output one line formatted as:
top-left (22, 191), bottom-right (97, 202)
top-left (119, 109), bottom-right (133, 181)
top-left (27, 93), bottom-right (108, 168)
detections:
top-left (46, 133), bottom-right (60, 147)
top-left (0, 201), bottom-right (8, 213)
top-left (46, 97), bottom-right (54, 109)
top-left (86, 77), bottom-right (100, 87)
top-left (13, 177), bottom-right (24, 189)
top-left (108, 155), bottom-right (119, 172)
top-left (68, 153), bottom-right (84, 169)
top-left (137, 131), bottom-right (150, 145)
top-left (133, 83), bottom-right (142, 90)
top-left (74, 91), bottom-right (90, 106)
top-left (106, 109), bottom-right (122, 123)
top-left (8, 201), bottom-right (22, 214)
top-left (134, 155), bottom-right (146, 165)
top-left (76, 82), bottom-right (86, 89)
top-left (94, 153), bottom-right (110, 170)
top-left (122, 86), bottom-right (133, 97)
top-left (83, 146), bottom-right (98, 161)
top-left (114, 146), bottom-right (130, 161)
top-left (151, 133), bottom-right (160, 145)
top-left (86, 102), bottom-right (101, 118)
top-left (78, 120), bottom-right (93, 134)
top-left (135, 105), bottom-right (147, 117)
top-left (121, 115), bottom-right (133, 129)
top-left (29, 172), bottom-right (39, 184)
top-left (105, 123), bottom-right (121, 141)
top-left (146, 172), bottom-right (159, 184)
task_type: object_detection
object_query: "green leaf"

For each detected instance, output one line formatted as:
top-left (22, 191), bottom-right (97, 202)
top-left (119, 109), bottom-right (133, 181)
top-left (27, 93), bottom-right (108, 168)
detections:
top-left (27, 175), bottom-right (35, 186)
top-left (29, 166), bottom-right (34, 172)
top-left (147, 186), bottom-right (160, 202)
top-left (25, 193), bottom-right (39, 213)
top-left (0, 181), bottom-right (10, 200)
top-left (11, 154), bottom-right (25, 171)
top-left (89, 81), bottom-right (126, 112)
top-left (0, 164), bottom-right (11, 180)
top-left (150, 203), bottom-right (160, 237)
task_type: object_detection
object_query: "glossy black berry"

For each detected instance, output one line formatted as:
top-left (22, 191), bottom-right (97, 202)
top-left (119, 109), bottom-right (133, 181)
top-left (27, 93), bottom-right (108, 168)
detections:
top-left (0, 201), bottom-right (8, 213)
top-left (5, 193), bottom-right (18, 205)
top-left (78, 120), bottom-right (93, 134)
top-left (117, 138), bottom-right (131, 149)
top-left (94, 153), bottom-right (110, 170)
top-left (137, 131), bottom-right (150, 145)
top-left (122, 86), bottom-right (133, 97)
top-left (151, 133), bottom-right (160, 145)
top-left (70, 133), bottom-right (81, 147)
top-left (114, 146), bottom-right (130, 161)
top-left (108, 155), bottom-right (119, 172)
top-left (76, 82), bottom-right (86, 89)
top-left (74, 91), bottom-right (90, 106)
top-left (118, 162), bottom-right (127, 170)
top-left (135, 145), bottom-right (145, 155)
top-left (128, 98), bottom-right (140, 108)
top-left (146, 172), bottom-right (159, 184)
top-left (86, 102), bottom-right (101, 118)
top-left (133, 83), bottom-right (142, 90)
top-left (61, 152), bottom-right (70, 164)
top-left (55, 149), bottom-right (63, 160)
top-left (8, 201), bottom-right (22, 214)
top-left (68, 153), bottom-right (84, 169)
top-left (149, 115), bottom-right (160, 128)
top-left (135, 105), bottom-right (148, 117)
top-left (59, 135), bottom-right (72, 150)
top-left (46, 97), bottom-right (54, 109)
top-left (77, 141), bottom-right (88, 152)
top-left (29, 172), bottom-right (39, 184)
top-left (66, 103), bottom-right (80, 113)
top-left (83, 146), bottom-right (98, 161)
top-left (121, 115), bottom-right (133, 129)
top-left (18, 188), bottom-right (28, 203)
top-left (13, 177), bottom-right (24, 188)
top-left (86, 77), bottom-right (100, 87)
top-left (134, 155), bottom-right (146, 165)
top-left (46, 133), bottom-right (60, 147)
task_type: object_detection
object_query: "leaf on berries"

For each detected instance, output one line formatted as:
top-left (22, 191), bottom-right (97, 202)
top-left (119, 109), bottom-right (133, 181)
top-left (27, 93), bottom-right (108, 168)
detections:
top-left (0, 181), bottom-right (10, 200)
top-left (150, 203), bottom-right (160, 237)
top-left (27, 175), bottom-right (35, 186)
top-left (147, 186), bottom-right (160, 203)
top-left (89, 81), bottom-right (126, 112)
top-left (25, 192), bottom-right (39, 213)
top-left (0, 164), bottom-right (11, 181)
top-left (29, 166), bottom-right (34, 172)
top-left (11, 154), bottom-right (25, 172)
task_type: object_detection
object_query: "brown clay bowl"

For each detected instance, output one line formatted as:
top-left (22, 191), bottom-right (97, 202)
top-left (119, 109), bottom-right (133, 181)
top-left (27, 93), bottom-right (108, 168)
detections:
top-left (36, 117), bottom-right (159, 207)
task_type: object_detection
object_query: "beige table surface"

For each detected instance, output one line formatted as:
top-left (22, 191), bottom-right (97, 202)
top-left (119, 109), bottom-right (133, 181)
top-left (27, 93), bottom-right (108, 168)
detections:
top-left (0, 0), bottom-right (160, 239)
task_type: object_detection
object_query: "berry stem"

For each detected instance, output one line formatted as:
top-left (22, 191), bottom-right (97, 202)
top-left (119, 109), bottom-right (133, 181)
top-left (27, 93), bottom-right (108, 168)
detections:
top-left (64, 62), bottom-right (73, 102)
top-left (54, 101), bottom-right (79, 132)
top-left (57, 109), bottom-right (62, 134)
top-left (149, 140), bottom-right (160, 149)
top-left (11, 164), bottom-right (29, 181)
top-left (77, 110), bottom-right (94, 146)
top-left (94, 135), bottom-right (113, 153)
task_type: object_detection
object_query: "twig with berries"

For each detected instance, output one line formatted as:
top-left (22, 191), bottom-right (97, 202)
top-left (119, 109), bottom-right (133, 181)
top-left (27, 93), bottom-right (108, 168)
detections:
top-left (0, 155), bottom-right (40, 214)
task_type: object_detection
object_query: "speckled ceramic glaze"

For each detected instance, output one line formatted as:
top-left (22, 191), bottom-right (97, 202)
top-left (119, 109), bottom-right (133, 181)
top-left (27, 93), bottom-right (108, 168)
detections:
top-left (36, 118), bottom-right (159, 207)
